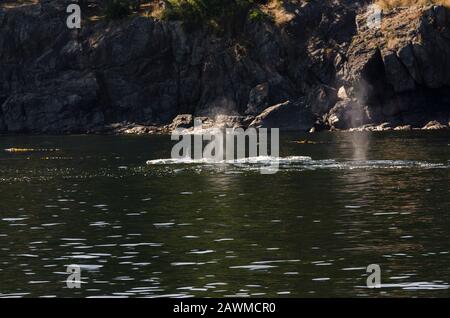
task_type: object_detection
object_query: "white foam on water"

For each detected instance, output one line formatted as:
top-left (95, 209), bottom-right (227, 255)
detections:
top-left (359, 282), bottom-right (449, 290)
top-left (77, 264), bottom-right (104, 271)
top-left (146, 156), bottom-right (312, 165)
top-left (229, 264), bottom-right (277, 271)
top-left (146, 156), bottom-right (449, 171)
top-left (2, 217), bottom-right (28, 222)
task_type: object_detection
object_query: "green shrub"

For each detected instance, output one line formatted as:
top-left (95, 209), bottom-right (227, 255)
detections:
top-left (130, 0), bottom-right (142, 11)
top-left (162, 0), bottom-right (266, 32)
top-left (105, 0), bottom-right (131, 19)
top-left (248, 8), bottom-right (273, 23)
top-left (104, 0), bottom-right (141, 20)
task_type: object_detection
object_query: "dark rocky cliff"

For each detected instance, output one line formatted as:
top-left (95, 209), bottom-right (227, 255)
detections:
top-left (0, 1), bottom-right (449, 133)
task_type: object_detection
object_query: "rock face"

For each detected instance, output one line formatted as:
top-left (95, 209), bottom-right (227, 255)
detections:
top-left (307, 85), bottom-right (338, 116)
top-left (245, 83), bottom-right (270, 115)
top-left (326, 99), bottom-right (371, 130)
top-left (0, 1), bottom-right (449, 134)
top-left (249, 100), bottom-right (315, 131)
top-left (337, 5), bottom-right (450, 129)
top-left (2, 72), bottom-right (103, 133)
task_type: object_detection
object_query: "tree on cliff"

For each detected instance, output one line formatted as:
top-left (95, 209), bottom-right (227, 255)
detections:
top-left (162, 0), bottom-right (269, 32)
top-left (100, 0), bottom-right (142, 19)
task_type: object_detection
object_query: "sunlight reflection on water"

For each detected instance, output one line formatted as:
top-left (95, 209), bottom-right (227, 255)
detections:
top-left (0, 132), bottom-right (449, 297)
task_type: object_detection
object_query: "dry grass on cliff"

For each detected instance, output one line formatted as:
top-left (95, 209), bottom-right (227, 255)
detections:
top-left (0, 0), bottom-right (38, 9)
top-left (376, 0), bottom-right (450, 9)
top-left (263, 0), bottom-right (296, 26)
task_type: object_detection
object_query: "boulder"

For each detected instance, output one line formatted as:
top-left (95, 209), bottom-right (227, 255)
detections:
top-left (326, 99), bottom-right (371, 129)
top-left (373, 122), bottom-right (393, 131)
top-left (214, 115), bottom-right (254, 129)
top-left (169, 114), bottom-right (194, 130)
top-left (122, 125), bottom-right (152, 135)
top-left (422, 120), bottom-right (448, 130)
top-left (394, 125), bottom-right (412, 131)
top-left (249, 100), bottom-right (315, 131)
top-left (337, 86), bottom-right (348, 100)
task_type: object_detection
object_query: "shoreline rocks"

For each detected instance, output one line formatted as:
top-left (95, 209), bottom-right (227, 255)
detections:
top-left (0, 117), bottom-right (448, 136)
top-left (422, 120), bottom-right (449, 130)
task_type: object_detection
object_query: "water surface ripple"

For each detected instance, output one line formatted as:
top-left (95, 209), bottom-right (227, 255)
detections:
top-left (0, 131), bottom-right (449, 297)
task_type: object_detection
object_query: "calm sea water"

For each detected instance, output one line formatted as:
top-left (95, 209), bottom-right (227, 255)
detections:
top-left (0, 131), bottom-right (449, 298)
